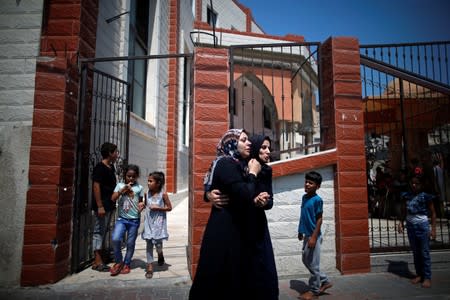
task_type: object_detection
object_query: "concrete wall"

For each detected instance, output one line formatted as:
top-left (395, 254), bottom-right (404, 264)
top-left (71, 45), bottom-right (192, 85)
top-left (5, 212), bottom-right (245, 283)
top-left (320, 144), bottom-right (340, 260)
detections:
top-left (201, 0), bottom-right (247, 31)
top-left (94, 0), bottom-right (172, 189)
top-left (200, 0), bottom-right (264, 34)
top-left (270, 166), bottom-right (338, 278)
top-left (177, 0), bottom-right (196, 193)
top-left (0, 0), bottom-right (44, 287)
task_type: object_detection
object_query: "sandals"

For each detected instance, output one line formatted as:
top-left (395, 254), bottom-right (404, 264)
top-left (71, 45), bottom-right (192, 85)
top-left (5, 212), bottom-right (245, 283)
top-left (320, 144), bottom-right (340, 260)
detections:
top-left (110, 262), bottom-right (124, 276)
top-left (145, 264), bottom-right (153, 279)
top-left (92, 263), bottom-right (110, 272)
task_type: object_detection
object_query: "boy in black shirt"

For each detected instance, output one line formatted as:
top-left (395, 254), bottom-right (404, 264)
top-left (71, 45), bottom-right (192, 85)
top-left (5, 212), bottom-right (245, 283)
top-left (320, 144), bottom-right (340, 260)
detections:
top-left (91, 142), bottom-right (119, 271)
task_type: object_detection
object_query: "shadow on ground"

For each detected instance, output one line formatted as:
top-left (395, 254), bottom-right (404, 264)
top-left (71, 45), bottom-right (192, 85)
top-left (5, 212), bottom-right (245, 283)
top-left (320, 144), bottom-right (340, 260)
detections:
top-left (289, 279), bottom-right (309, 294)
top-left (386, 260), bottom-right (416, 279)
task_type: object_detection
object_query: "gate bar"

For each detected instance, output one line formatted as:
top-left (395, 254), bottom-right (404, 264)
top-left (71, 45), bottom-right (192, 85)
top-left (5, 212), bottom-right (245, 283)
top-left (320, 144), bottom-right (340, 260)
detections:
top-left (361, 55), bottom-right (450, 95)
top-left (79, 53), bottom-right (193, 63)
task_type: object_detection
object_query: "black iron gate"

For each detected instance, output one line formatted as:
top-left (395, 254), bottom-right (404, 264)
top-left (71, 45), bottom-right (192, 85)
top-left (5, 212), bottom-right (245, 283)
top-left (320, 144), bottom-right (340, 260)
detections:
top-left (72, 64), bottom-right (130, 272)
top-left (71, 52), bottom-right (192, 273)
top-left (360, 41), bottom-right (450, 252)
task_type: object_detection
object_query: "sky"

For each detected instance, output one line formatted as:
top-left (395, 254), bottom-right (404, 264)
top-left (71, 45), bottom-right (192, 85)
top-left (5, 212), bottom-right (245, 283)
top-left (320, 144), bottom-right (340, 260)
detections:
top-left (237, 0), bottom-right (450, 45)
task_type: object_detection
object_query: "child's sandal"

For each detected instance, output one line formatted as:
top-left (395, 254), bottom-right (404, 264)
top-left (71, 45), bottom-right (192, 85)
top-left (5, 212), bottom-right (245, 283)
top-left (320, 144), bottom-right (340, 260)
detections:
top-left (145, 264), bottom-right (153, 279)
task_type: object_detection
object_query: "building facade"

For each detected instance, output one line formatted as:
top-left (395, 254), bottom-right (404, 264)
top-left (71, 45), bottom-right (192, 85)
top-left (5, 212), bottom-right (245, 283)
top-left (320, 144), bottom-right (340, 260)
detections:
top-left (1, 0), bottom-right (326, 286)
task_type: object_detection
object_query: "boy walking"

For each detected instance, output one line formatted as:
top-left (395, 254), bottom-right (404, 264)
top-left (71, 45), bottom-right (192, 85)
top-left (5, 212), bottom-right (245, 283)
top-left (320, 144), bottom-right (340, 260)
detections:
top-left (298, 171), bottom-right (332, 300)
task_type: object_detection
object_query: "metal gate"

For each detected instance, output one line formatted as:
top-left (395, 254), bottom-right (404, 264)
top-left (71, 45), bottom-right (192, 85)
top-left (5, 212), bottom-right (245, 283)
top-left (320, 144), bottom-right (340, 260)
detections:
top-left (228, 42), bottom-right (322, 161)
top-left (71, 52), bottom-right (192, 272)
top-left (72, 64), bottom-right (130, 272)
top-left (360, 41), bottom-right (450, 252)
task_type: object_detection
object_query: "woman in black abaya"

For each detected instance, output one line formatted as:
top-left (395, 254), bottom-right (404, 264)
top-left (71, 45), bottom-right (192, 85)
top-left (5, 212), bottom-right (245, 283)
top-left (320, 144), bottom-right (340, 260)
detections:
top-left (189, 129), bottom-right (261, 299)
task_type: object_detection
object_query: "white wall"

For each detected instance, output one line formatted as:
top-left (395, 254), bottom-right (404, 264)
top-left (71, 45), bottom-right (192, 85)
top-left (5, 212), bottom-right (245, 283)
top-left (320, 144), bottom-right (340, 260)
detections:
top-left (153, 0), bottom-right (170, 174)
top-left (270, 165), bottom-right (338, 278)
top-left (202, 0), bottom-right (247, 31)
top-left (177, 0), bottom-right (196, 192)
top-left (94, 0), bottom-right (172, 188)
top-left (0, 0), bottom-right (44, 287)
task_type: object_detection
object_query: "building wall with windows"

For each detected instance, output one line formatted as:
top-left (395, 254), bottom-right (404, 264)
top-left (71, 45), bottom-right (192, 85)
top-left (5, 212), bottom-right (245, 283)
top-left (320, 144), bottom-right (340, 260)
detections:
top-left (200, 0), bottom-right (263, 33)
top-left (0, 0), bottom-right (330, 286)
top-left (94, 0), bottom-right (172, 187)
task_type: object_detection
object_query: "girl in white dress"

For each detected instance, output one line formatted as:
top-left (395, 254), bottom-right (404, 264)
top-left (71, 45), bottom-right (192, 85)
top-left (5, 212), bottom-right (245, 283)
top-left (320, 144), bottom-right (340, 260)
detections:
top-left (141, 171), bottom-right (172, 278)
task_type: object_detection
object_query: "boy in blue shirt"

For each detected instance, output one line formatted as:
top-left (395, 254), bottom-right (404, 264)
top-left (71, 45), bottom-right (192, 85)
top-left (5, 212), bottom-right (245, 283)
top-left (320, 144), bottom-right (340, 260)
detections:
top-left (298, 171), bottom-right (332, 300)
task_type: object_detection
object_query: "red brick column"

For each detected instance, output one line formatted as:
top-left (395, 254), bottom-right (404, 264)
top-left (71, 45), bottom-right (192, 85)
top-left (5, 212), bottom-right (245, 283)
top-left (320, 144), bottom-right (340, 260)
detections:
top-left (321, 37), bottom-right (370, 274)
top-left (188, 47), bottom-right (229, 278)
top-left (166, 0), bottom-right (180, 192)
top-left (22, 0), bottom-right (99, 285)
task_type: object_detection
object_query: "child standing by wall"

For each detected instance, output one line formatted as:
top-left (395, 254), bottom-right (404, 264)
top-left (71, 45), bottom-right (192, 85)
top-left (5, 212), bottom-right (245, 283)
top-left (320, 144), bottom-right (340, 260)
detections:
top-left (397, 168), bottom-right (436, 288)
top-left (91, 142), bottom-right (118, 272)
top-left (141, 171), bottom-right (172, 279)
top-left (298, 171), bottom-right (332, 300)
top-left (110, 164), bottom-right (144, 276)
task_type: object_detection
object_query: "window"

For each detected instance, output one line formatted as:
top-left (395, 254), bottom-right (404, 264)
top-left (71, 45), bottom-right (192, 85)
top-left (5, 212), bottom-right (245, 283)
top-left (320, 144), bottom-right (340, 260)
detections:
top-left (128, 0), bottom-right (149, 118)
top-left (207, 6), bottom-right (217, 27)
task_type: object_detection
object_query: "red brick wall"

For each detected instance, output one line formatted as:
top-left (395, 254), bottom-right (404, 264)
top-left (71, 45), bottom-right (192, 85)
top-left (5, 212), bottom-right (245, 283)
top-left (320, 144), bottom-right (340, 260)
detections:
top-left (22, 0), bottom-right (99, 286)
top-left (188, 47), bottom-right (230, 277)
top-left (166, 0), bottom-right (180, 193)
top-left (320, 37), bottom-right (370, 274)
top-left (188, 38), bottom-right (370, 278)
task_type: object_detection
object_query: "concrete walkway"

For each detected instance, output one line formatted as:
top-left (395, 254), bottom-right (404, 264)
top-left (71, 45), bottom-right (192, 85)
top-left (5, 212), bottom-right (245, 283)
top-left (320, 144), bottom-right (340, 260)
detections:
top-left (1, 197), bottom-right (450, 299)
top-left (58, 195), bottom-right (192, 285)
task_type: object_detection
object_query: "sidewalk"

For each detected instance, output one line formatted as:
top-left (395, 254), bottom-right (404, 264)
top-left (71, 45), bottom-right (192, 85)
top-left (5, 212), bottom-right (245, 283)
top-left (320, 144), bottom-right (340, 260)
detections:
top-left (2, 268), bottom-right (450, 299)
top-left (1, 197), bottom-right (450, 299)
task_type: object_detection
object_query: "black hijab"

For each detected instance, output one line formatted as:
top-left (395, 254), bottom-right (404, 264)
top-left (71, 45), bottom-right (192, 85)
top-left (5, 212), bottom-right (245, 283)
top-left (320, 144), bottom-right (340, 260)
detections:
top-left (249, 135), bottom-right (271, 164)
top-left (249, 135), bottom-right (272, 179)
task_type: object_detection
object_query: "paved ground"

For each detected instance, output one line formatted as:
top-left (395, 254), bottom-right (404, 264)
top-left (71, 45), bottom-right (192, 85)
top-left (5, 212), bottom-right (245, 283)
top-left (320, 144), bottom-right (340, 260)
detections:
top-left (1, 197), bottom-right (450, 299)
top-left (2, 268), bottom-right (450, 299)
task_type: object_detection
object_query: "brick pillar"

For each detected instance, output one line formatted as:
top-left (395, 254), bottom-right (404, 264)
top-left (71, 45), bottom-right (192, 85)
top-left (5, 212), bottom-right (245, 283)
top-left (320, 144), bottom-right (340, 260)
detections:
top-left (320, 37), bottom-right (370, 274)
top-left (188, 47), bottom-right (229, 278)
top-left (22, 0), bottom-right (99, 286)
top-left (166, 0), bottom-right (180, 193)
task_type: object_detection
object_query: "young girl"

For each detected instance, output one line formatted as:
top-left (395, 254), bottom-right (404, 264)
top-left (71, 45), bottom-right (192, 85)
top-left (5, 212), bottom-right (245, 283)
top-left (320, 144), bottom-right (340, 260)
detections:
top-left (141, 171), bottom-right (172, 279)
top-left (397, 168), bottom-right (436, 288)
top-left (110, 164), bottom-right (144, 276)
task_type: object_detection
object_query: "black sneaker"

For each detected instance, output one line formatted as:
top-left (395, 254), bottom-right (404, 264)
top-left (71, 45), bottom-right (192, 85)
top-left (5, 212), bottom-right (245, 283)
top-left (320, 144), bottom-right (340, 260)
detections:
top-left (158, 255), bottom-right (165, 266)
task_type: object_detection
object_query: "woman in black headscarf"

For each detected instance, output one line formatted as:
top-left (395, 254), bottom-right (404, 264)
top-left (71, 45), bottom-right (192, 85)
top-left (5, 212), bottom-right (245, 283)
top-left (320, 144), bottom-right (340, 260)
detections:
top-left (189, 129), bottom-right (261, 300)
top-left (248, 134), bottom-right (279, 299)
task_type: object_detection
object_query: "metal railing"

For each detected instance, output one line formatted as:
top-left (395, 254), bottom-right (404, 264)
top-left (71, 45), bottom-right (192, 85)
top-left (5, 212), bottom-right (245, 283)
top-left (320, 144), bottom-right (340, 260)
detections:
top-left (229, 42), bottom-right (321, 161)
top-left (360, 41), bottom-right (450, 252)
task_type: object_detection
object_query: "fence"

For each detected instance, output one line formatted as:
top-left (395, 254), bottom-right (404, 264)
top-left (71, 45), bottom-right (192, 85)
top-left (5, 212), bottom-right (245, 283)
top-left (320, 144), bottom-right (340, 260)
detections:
top-left (360, 41), bottom-right (450, 252)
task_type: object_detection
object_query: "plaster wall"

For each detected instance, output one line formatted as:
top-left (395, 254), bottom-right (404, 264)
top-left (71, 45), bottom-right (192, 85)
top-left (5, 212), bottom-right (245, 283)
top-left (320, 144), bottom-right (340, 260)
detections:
top-left (94, 0), bottom-right (172, 188)
top-left (0, 0), bottom-right (44, 287)
top-left (270, 166), bottom-right (338, 278)
top-left (202, 0), bottom-right (246, 31)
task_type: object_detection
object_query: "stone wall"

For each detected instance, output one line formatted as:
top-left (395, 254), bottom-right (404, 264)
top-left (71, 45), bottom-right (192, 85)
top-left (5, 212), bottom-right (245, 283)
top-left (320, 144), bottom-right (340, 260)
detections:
top-left (0, 0), bottom-right (44, 287)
